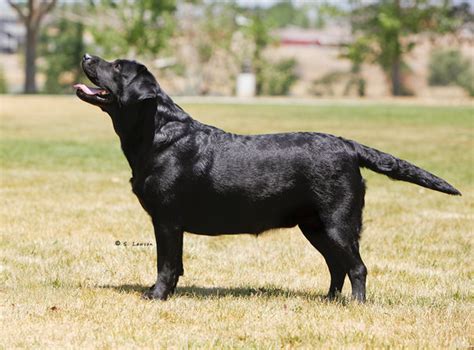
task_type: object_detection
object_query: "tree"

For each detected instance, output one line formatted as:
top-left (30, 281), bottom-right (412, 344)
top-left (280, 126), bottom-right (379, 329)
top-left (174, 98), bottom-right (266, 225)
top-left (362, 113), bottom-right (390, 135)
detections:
top-left (40, 12), bottom-right (85, 94)
top-left (348, 0), bottom-right (459, 96)
top-left (183, 2), bottom-right (242, 94)
top-left (88, 0), bottom-right (177, 58)
top-left (264, 1), bottom-right (310, 28)
top-left (248, 9), bottom-right (272, 95)
top-left (243, 7), bottom-right (298, 96)
top-left (340, 37), bottom-right (371, 96)
top-left (7, 0), bottom-right (57, 93)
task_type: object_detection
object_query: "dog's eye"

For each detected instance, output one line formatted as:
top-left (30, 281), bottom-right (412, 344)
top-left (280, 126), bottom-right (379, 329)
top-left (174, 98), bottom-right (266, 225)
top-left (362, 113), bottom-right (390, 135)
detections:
top-left (113, 63), bottom-right (121, 71)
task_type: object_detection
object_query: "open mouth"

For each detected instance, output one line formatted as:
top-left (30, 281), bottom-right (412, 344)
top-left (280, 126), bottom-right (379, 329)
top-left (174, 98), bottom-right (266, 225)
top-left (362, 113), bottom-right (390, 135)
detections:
top-left (73, 83), bottom-right (113, 105)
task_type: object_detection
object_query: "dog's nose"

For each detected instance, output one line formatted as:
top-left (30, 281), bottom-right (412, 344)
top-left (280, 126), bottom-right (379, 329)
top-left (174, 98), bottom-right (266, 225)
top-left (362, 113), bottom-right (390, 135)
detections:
top-left (83, 53), bottom-right (92, 61)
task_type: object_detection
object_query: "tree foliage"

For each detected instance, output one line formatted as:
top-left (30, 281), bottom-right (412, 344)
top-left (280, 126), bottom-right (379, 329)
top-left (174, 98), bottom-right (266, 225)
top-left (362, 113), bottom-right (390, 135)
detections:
top-left (40, 13), bottom-right (85, 93)
top-left (264, 1), bottom-right (309, 28)
top-left (89, 0), bottom-right (177, 57)
top-left (242, 7), bottom-right (298, 96)
top-left (261, 1), bottom-right (343, 29)
top-left (429, 49), bottom-right (474, 96)
top-left (196, 2), bottom-right (241, 64)
top-left (246, 9), bottom-right (272, 95)
top-left (347, 0), bottom-right (462, 96)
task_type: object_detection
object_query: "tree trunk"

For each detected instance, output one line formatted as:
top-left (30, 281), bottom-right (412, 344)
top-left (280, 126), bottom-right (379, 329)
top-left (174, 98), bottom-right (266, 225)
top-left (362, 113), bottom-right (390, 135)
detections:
top-left (391, 56), bottom-right (402, 96)
top-left (390, 0), bottom-right (403, 96)
top-left (25, 23), bottom-right (38, 94)
top-left (8, 0), bottom-right (57, 94)
top-left (255, 62), bottom-right (262, 96)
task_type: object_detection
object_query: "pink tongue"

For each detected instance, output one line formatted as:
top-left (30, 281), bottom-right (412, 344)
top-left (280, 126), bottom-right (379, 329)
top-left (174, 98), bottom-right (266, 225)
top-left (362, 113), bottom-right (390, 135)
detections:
top-left (73, 83), bottom-right (104, 95)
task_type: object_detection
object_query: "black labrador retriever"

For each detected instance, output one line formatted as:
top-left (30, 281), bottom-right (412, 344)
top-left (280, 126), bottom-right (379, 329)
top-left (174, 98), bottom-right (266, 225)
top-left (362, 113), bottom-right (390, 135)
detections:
top-left (74, 54), bottom-right (460, 302)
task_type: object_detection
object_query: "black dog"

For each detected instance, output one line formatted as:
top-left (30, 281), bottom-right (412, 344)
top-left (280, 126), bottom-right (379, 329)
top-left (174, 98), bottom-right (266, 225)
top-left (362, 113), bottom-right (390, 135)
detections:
top-left (75, 54), bottom-right (460, 302)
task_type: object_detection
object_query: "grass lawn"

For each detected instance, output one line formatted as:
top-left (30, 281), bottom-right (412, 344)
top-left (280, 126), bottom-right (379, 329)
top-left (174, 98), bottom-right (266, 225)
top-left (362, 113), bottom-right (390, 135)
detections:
top-left (1, 96), bottom-right (472, 348)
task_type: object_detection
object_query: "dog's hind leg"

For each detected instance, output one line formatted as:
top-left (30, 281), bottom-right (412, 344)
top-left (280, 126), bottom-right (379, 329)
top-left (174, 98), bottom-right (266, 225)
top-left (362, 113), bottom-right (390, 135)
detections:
top-left (302, 176), bottom-right (367, 301)
top-left (328, 228), bottom-right (367, 302)
top-left (326, 225), bottom-right (367, 302)
top-left (321, 206), bottom-right (367, 302)
top-left (299, 223), bottom-right (347, 299)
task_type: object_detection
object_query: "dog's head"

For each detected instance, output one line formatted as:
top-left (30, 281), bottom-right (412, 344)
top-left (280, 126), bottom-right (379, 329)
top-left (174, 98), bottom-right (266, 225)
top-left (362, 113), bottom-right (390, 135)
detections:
top-left (74, 54), bottom-right (159, 108)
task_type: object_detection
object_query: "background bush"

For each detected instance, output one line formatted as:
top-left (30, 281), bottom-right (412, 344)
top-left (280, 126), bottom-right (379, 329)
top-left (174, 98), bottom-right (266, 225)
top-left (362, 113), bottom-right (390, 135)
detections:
top-left (260, 58), bottom-right (298, 96)
top-left (429, 49), bottom-right (474, 96)
top-left (0, 66), bottom-right (7, 93)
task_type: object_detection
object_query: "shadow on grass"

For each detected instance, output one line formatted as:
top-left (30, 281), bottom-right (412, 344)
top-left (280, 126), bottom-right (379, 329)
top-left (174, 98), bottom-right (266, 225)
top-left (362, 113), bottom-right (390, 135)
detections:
top-left (97, 283), bottom-right (338, 302)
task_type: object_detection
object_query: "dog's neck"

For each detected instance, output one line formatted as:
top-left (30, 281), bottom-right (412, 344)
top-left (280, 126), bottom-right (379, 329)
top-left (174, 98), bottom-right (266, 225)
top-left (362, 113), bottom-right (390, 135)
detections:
top-left (105, 95), bottom-right (192, 174)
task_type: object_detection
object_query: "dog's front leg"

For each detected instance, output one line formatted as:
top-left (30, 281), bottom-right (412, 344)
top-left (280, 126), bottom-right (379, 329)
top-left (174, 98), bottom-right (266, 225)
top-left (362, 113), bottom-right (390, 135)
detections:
top-left (143, 220), bottom-right (183, 301)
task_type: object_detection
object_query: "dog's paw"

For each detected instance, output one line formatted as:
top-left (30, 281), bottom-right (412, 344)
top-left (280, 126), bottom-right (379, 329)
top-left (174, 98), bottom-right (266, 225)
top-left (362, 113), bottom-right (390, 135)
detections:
top-left (141, 284), bottom-right (171, 301)
top-left (141, 289), bottom-right (167, 301)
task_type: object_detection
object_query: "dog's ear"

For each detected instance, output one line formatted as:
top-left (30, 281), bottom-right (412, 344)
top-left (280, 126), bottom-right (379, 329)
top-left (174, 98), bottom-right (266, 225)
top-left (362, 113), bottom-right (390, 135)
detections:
top-left (120, 65), bottom-right (159, 106)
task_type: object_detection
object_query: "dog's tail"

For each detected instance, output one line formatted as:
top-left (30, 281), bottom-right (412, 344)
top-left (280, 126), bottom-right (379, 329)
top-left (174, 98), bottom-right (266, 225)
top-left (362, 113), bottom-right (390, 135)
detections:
top-left (347, 140), bottom-right (461, 196)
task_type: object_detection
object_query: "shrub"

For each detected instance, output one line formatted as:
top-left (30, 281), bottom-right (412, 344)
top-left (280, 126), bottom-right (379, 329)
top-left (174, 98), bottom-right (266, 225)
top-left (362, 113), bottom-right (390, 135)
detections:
top-left (311, 70), bottom-right (346, 96)
top-left (429, 49), bottom-right (474, 96)
top-left (456, 66), bottom-right (474, 97)
top-left (260, 58), bottom-right (298, 96)
top-left (0, 66), bottom-right (7, 93)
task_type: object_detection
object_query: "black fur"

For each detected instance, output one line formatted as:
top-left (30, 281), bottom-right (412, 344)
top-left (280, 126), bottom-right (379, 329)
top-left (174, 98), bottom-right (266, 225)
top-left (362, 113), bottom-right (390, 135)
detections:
top-left (76, 55), bottom-right (461, 302)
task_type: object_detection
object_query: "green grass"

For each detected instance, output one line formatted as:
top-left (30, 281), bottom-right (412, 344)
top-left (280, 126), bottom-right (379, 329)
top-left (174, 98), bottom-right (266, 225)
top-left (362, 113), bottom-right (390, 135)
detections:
top-left (1, 96), bottom-right (473, 348)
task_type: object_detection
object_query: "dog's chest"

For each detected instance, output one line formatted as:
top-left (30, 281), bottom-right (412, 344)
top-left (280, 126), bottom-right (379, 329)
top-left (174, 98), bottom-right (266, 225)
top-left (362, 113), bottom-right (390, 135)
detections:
top-left (130, 176), bottom-right (151, 213)
top-left (129, 172), bottom-right (172, 215)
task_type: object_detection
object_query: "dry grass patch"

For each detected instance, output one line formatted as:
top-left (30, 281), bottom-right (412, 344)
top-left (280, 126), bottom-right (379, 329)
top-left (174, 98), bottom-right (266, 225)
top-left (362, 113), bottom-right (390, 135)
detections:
top-left (1, 96), bottom-right (472, 348)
